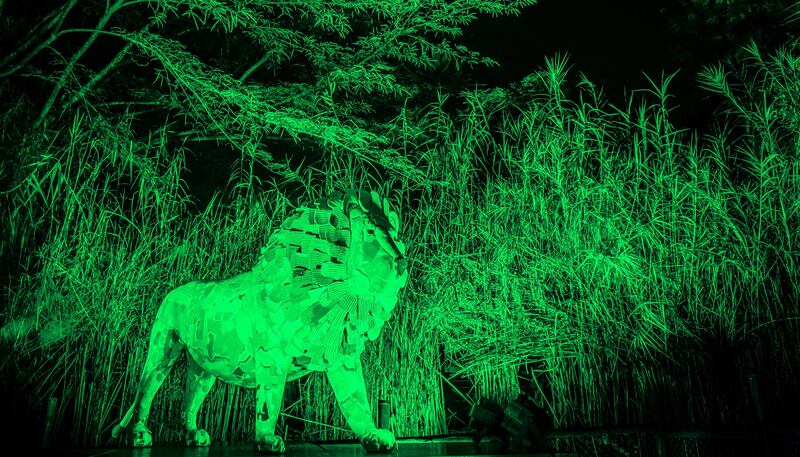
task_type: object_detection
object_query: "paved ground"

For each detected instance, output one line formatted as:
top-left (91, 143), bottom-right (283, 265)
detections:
top-left (39, 440), bottom-right (573, 457)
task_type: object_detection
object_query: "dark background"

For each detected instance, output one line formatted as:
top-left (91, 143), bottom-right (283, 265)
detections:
top-left (462, 0), bottom-right (788, 130)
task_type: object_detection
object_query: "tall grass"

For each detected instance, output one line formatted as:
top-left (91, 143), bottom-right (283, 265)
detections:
top-left (2, 39), bottom-right (799, 446)
top-left (2, 110), bottom-right (293, 444)
top-left (0, 101), bottom-right (447, 444)
top-left (416, 48), bottom-right (799, 428)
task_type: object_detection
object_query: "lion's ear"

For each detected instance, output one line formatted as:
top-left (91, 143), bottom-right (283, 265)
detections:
top-left (340, 189), bottom-right (368, 217)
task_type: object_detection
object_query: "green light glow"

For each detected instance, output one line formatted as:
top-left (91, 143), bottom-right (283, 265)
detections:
top-left (1, 0), bottom-right (799, 451)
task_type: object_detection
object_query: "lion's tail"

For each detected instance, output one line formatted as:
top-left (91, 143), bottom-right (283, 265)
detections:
top-left (111, 404), bottom-right (135, 439)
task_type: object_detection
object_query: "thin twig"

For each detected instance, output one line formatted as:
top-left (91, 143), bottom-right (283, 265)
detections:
top-left (34, 0), bottom-right (126, 128)
top-left (64, 16), bottom-right (161, 110)
top-left (238, 53), bottom-right (271, 83)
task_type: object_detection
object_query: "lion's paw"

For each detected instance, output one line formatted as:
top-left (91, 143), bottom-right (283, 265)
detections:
top-left (254, 434), bottom-right (285, 454)
top-left (360, 428), bottom-right (397, 453)
top-left (185, 428), bottom-right (211, 447)
top-left (130, 422), bottom-right (152, 448)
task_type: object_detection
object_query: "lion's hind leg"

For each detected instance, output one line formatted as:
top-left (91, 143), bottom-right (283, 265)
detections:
top-left (182, 357), bottom-right (216, 446)
top-left (114, 322), bottom-right (183, 447)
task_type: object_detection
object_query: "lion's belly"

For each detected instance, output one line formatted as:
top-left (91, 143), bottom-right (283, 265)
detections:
top-left (173, 281), bottom-right (326, 386)
top-left (181, 318), bottom-right (258, 387)
top-left (182, 317), bottom-right (322, 387)
top-left (169, 273), bottom-right (364, 387)
top-left (186, 348), bottom-right (317, 387)
top-left (182, 325), bottom-right (325, 386)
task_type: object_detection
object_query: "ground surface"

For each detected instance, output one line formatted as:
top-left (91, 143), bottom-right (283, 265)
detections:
top-left (39, 440), bottom-right (573, 457)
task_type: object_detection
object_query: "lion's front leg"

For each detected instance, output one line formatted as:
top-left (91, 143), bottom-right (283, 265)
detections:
top-left (254, 350), bottom-right (289, 455)
top-left (327, 357), bottom-right (397, 453)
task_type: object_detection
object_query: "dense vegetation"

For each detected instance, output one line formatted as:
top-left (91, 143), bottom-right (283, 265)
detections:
top-left (1, 0), bottom-right (798, 452)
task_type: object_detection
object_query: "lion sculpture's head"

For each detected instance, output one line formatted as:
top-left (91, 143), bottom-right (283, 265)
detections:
top-left (253, 189), bottom-right (408, 363)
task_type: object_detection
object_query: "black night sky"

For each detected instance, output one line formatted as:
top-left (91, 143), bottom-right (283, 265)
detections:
top-left (463, 0), bottom-right (789, 130)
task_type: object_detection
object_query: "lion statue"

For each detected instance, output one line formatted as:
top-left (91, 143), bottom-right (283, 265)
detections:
top-left (112, 189), bottom-right (408, 454)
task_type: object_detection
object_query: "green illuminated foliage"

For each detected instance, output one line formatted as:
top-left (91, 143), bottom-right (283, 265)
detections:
top-left (0, 0), bottom-right (536, 187)
top-left (0, 0), bottom-right (798, 449)
top-left (410, 47), bottom-right (799, 427)
top-left (0, 0), bottom-right (533, 446)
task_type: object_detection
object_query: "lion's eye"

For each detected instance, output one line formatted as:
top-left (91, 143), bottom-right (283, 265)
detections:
top-left (367, 229), bottom-right (375, 235)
